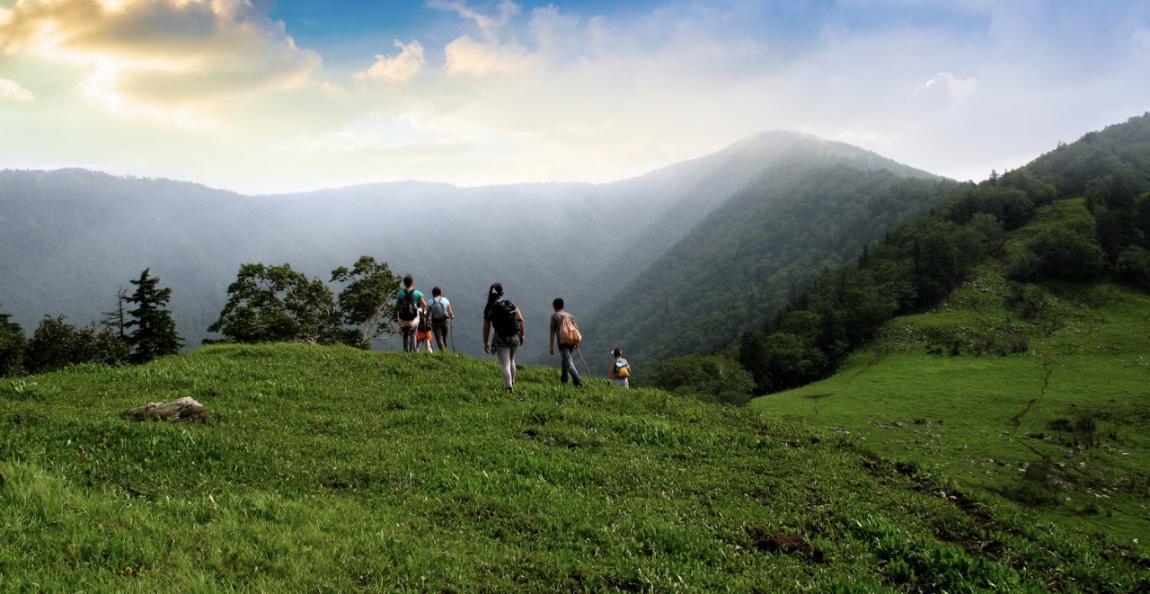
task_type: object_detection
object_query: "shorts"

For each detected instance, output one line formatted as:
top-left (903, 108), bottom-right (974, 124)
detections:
top-left (417, 330), bottom-right (434, 342)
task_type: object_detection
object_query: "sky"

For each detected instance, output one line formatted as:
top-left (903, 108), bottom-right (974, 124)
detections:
top-left (0, 0), bottom-right (1148, 194)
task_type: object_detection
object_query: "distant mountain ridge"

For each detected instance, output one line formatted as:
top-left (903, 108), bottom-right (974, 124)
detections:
top-left (0, 131), bottom-right (943, 357)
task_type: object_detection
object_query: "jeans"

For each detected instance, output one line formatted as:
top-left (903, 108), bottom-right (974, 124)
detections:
top-left (558, 345), bottom-right (582, 386)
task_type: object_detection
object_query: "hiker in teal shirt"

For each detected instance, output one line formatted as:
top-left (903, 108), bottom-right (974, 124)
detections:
top-left (394, 275), bottom-right (428, 352)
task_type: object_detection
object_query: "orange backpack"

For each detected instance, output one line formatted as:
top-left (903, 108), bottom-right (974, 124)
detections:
top-left (557, 313), bottom-right (582, 347)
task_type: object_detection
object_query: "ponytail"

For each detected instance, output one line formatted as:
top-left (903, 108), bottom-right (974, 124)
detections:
top-left (486, 282), bottom-right (504, 309)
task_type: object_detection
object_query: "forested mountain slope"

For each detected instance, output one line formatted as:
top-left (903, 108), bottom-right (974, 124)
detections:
top-left (580, 157), bottom-right (959, 368)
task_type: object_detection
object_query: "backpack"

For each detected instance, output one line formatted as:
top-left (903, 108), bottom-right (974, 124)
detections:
top-left (490, 299), bottom-right (520, 337)
top-left (557, 313), bottom-right (582, 347)
top-left (429, 298), bottom-right (448, 322)
top-left (417, 309), bottom-right (432, 332)
top-left (615, 358), bottom-right (631, 378)
top-left (397, 290), bottom-right (418, 322)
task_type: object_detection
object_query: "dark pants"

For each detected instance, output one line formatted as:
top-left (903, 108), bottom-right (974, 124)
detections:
top-left (432, 319), bottom-right (449, 351)
top-left (559, 345), bottom-right (582, 386)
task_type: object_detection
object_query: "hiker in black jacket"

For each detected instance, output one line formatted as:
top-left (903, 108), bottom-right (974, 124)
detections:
top-left (482, 282), bottom-right (525, 392)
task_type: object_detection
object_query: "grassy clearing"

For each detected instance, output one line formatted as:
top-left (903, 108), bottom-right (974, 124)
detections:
top-left (755, 262), bottom-right (1150, 547)
top-left (2, 345), bottom-right (1146, 591)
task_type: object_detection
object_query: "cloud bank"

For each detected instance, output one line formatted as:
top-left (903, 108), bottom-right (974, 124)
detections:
top-left (0, 0), bottom-right (1147, 192)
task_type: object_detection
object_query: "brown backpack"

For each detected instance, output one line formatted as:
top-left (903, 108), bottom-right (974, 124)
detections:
top-left (557, 312), bottom-right (582, 347)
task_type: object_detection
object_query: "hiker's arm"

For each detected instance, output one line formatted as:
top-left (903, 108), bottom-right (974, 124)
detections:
top-left (448, 304), bottom-right (455, 319)
top-left (419, 297), bottom-right (428, 309)
top-left (482, 320), bottom-right (491, 353)
top-left (516, 309), bottom-right (525, 345)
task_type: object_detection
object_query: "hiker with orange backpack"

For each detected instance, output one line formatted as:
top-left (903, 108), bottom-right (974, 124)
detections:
top-left (608, 347), bottom-right (631, 388)
top-left (548, 297), bottom-right (583, 387)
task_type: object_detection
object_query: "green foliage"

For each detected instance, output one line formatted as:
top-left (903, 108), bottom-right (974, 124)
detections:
top-left (208, 263), bottom-right (339, 345)
top-left (0, 309), bottom-right (25, 377)
top-left (125, 268), bottom-right (182, 363)
top-left (329, 256), bottom-right (401, 348)
top-left (1, 344), bottom-right (1146, 590)
top-left (648, 354), bottom-right (754, 405)
top-left (1007, 223), bottom-right (1106, 282)
top-left (24, 316), bottom-right (129, 373)
top-left (739, 330), bottom-right (828, 394)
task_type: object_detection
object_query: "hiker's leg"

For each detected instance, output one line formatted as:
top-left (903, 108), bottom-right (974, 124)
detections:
top-left (508, 345), bottom-right (518, 387)
top-left (560, 347), bottom-right (581, 385)
top-left (433, 322), bottom-right (447, 350)
top-left (497, 347), bottom-right (514, 389)
top-left (401, 328), bottom-right (412, 352)
top-left (559, 346), bottom-right (570, 383)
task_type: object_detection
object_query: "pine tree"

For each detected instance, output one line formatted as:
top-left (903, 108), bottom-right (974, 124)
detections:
top-left (0, 306), bottom-right (26, 376)
top-left (125, 269), bottom-right (182, 363)
top-left (101, 287), bottom-right (130, 339)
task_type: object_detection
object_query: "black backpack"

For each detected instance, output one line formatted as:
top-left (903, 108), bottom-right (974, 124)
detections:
top-left (397, 291), bottom-right (418, 322)
top-left (490, 299), bottom-right (520, 337)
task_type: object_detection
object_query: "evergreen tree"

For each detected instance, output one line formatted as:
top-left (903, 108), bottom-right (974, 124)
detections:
top-left (0, 307), bottom-right (26, 377)
top-left (125, 269), bottom-right (183, 363)
top-left (101, 287), bottom-right (130, 339)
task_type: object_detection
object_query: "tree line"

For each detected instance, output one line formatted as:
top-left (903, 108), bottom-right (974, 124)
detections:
top-left (0, 255), bottom-right (406, 378)
top-left (0, 269), bottom-right (181, 376)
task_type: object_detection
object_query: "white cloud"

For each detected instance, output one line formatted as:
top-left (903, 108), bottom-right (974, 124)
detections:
top-left (354, 40), bottom-right (425, 82)
top-left (0, 76), bottom-right (34, 101)
top-left (443, 35), bottom-right (534, 77)
top-left (0, 0), bottom-right (319, 111)
top-left (918, 71), bottom-right (978, 100)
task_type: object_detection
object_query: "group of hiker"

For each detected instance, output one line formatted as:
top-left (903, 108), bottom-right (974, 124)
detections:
top-left (394, 275), bottom-right (631, 393)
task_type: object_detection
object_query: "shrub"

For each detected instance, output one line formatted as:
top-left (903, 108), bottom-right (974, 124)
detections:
top-left (650, 354), bottom-right (755, 406)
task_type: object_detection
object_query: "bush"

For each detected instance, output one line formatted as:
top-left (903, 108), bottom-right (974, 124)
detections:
top-left (25, 316), bottom-right (130, 374)
top-left (650, 354), bottom-right (755, 406)
top-left (1008, 225), bottom-right (1105, 281)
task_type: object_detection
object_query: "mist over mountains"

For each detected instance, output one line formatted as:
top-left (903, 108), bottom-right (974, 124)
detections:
top-left (0, 131), bottom-right (947, 361)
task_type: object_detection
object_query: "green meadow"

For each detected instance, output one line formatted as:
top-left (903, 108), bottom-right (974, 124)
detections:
top-left (1, 343), bottom-right (1145, 591)
top-left (755, 263), bottom-right (1150, 546)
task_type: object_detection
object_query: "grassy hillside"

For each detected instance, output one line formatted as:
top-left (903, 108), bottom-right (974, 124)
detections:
top-left (754, 201), bottom-right (1150, 546)
top-left (2, 345), bottom-right (1147, 591)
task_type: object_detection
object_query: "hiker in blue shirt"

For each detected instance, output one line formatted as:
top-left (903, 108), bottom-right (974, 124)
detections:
top-left (428, 286), bottom-right (456, 352)
top-left (394, 274), bottom-right (428, 352)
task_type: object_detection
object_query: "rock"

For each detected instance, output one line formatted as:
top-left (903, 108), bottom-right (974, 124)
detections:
top-left (123, 397), bottom-right (205, 422)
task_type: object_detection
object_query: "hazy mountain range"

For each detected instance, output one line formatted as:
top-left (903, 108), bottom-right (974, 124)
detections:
top-left (0, 131), bottom-right (952, 363)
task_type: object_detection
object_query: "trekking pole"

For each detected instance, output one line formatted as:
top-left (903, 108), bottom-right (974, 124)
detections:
top-left (450, 318), bottom-right (457, 353)
top-left (576, 346), bottom-right (594, 379)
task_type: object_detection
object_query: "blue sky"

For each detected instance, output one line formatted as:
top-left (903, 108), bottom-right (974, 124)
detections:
top-left (0, 0), bottom-right (1147, 192)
